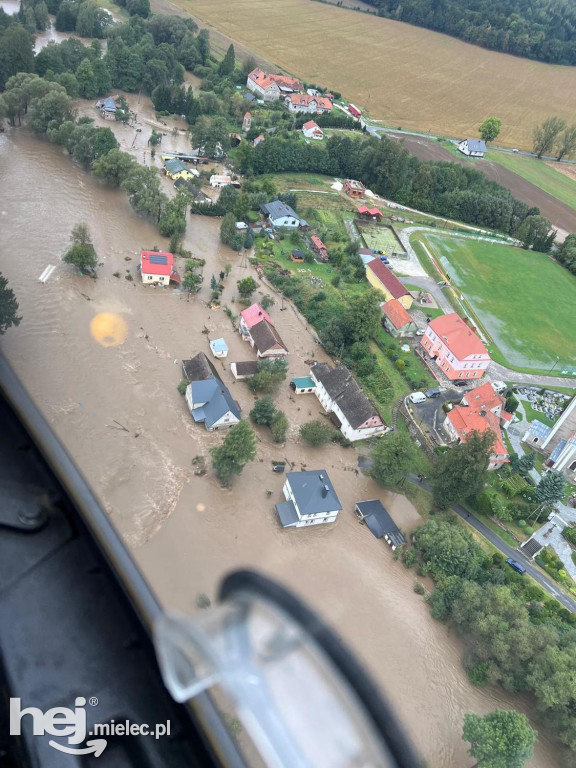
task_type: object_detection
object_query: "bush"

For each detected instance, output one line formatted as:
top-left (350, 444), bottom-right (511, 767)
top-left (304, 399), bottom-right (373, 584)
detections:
top-left (177, 379), bottom-right (188, 395)
top-left (403, 549), bottom-right (417, 568)
top-left (524, 526), bottom-right (534, 535)
top-left (467, 662), bottom-right (491, 686)
top-left (300, 420), bottom-right (337, 446)
top-left (492, 552), bottom-right (504, 566)
top-left (395, 359), bottom-right (406, 371)
top-left (413, 581), bottom-right (426, 595)
top-left (270, 411), bottom-right (288, 443)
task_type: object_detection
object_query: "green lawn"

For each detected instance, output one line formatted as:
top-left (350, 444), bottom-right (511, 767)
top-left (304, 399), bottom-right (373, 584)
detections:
top-left (358, 224), bottom-right (403, 255)
top-left (488, 151), bottom-right (576, 211)
top-left (411, 232), bottom-right (576, 374)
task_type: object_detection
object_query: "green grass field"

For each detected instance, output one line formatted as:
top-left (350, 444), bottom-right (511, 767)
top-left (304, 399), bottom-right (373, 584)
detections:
top-left (488, 151), bottom-right (576, 211)
top-left (358, 224), bottom-right (404, 256)
top-left (411, 232), bottom-right (576, 374)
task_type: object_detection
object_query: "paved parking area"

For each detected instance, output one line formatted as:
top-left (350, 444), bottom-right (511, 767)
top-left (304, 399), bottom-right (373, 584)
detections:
top-left (406, 389), bottom-right (462, 445)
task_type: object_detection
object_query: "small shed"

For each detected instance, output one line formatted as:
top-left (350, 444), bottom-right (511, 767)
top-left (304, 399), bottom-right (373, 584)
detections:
top-left (209, 338), bottom-right (229, 358)
top-left (354, 500), bottom-right (405, 550)
top-left (230, 361), bottom-right (259, 380)
top-left (291, 250), bottom-right (305, 262)
top-left (290, 376), bottom-right (316, 394)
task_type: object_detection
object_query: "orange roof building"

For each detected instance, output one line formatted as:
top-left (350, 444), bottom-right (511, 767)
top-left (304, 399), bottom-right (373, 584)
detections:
top-left (420, 313), bottom-right (490, 380)
top-left (285, 93), bottom-right (333, 114)
top-left (247, 68), bottom-right (302, 101)
top-left (443, 381), bottom-right (511, 469)
top-left (381, 299), bottom-right (417, 338)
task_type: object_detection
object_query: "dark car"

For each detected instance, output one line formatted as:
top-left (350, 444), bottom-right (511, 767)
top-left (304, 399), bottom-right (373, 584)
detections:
top-left (425, 388), bottom-right (441, 398)
top-left (454, 381), bottom-right (468, 387)
top-left (506, 557), bottom-right (526, 575)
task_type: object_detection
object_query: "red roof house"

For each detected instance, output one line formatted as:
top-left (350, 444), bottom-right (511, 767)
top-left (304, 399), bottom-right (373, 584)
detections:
top-left (365, 259), bottom-right (412, 308)
top-left (420, 313), bottom-right (490, 380)
top-left (310, 235), bottom-right (328, 261)
top-left (302, 120), bottom-right (324, 140)
top-left (381, 299), bottom-right (417, 338)
top-left (239, 303), bottom-right (274, 339)
top-left (357, 206), bottom-right (383, 219)
top-left (443, 381), bottom-right (511, 469)
top-left (140, 251), bottom-right (180, 285)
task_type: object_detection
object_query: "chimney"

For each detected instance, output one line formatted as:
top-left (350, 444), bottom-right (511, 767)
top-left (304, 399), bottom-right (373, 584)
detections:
top-left (321, 485), bottom-right (329, 498)
top-left (480, 409), bottom-right (487, 417)
top-left (319, 474), bottom-right (324, 481)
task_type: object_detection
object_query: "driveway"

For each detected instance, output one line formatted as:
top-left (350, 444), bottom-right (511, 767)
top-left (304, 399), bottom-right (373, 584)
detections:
top-left (406, 390), bottom-right (461, 445)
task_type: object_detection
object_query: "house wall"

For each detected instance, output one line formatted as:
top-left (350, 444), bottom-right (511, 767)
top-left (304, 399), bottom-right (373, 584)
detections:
top-left (247, 78), bottom-right (280, 101)
top-left (282, 480), bottom-right (339, 527)
top-left (383, 318), bottom-right (417, 338)
top-left (311, 374), bottom-right (385, 442)
top-left (208, 411), bottom-right (239, 430)
top-left (142, 272), bottom-right (169, 285)
top-left (421, 327), bottom-right (489, 380)
top-left (271, 215), bottom-right (300, 229)
top-left (255, 342), bottom-right (287, 358)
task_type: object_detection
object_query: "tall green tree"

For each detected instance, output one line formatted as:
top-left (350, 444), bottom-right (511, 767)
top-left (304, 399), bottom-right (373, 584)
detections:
top-left (533, 116), bottom-right (566, 159)
top-left (462, 710), bottom-right (536, 768)
top-left (93, 149), bottom-right (137, 185)
top-left (270, 410), bottom-right (288, 443)
top-left (122, 166), bottom-right (167, 221)
top-left (0, 24), bottom-right (35, 90)
top-left (63, 222), bottom-right (98, 272)
top-left (345, 290), bottom-right (381, 343)
top-left (237, 276), bottom-right (258, 297)
top-left (516, 214), bottom-right (555, 253)
top-left (479, 117), bottom-right (502, 143)
top-left (210, 421), bottom-right (257, 485)
top-left (300, 420), bottom-right (337, 446)
top-left (536, 470), bottom-right (566, 507)
top-left (368, 432), bottom-right (416, 487)
top-left (218, 43), bottom-right (235, 75)
top-left (431, 430), bottom-right (494, 509)
top-left (0, 273), bottom-right (22, 335)
top-left (250, 395), bottom-right (276, 426)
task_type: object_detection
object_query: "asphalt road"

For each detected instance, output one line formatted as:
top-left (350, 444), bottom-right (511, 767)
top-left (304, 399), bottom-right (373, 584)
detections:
top-left (407, 476), bottom-right (576, 613)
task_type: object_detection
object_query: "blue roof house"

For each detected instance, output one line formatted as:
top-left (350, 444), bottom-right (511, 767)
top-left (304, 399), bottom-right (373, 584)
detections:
top-left (209, 338), bottom-right (229, 358)
top-left (182, 352), bottom-right (240, 431)
top-left (275, 471), bottom-right (342, 529)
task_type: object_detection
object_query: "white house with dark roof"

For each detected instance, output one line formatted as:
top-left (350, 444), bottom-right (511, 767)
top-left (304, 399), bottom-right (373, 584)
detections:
top-left (182, 352), bottom-right (241, 431)
top-left (275, 471), bottom-right (342, 528)
top-left (260, 201), bottom-right (303, 229)
top-left (355, 500), bottom-right (406, 550)
top-left (457, 139), bottom-right (487, 158)
top-left (248, 319), bottom-right (288, 357)
top-left (310, 363), bottom-right (386, 442)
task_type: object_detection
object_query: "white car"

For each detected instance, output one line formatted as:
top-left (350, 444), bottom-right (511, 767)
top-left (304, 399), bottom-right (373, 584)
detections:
top-left (415, 329), bottom-right (426, 336)
top-left (408, 392), bottom-right (427, 404)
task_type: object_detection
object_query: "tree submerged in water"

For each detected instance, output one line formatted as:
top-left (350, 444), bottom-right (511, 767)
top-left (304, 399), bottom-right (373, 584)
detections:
top-left (0, 272), bottom-right (22, 335)
top-left (210, 421), bottom-right (257, 486)
top-left (63, 222), bottom-right (98, 274)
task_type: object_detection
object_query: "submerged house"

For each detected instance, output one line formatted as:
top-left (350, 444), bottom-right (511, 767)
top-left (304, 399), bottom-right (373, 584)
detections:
top-left (182, 352), bottom-right (240, 431)
top-left (275, 471), bottom-right (342, 528)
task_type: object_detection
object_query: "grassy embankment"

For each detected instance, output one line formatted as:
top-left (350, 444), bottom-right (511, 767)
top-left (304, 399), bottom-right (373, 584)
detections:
top-left (409, 231), bottom-right (576, 376)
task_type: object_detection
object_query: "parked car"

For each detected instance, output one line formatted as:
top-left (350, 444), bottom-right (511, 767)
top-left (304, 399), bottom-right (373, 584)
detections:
top-left (505, 557), bottom-right (526, 575)
top-left (415, 329), bottom-right (426, 336)
top-left (425, 388), bottom-right (441, 398)
top-left (454, 381), bottom-right (468, 387)
top-left (408, 392), bottom-right (427, 404)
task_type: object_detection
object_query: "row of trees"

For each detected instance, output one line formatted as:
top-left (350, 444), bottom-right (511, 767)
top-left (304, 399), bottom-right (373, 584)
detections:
top-left (360, 0), bottom-right (576, 65)
top-left (532, 116), bottom-right (576, 160)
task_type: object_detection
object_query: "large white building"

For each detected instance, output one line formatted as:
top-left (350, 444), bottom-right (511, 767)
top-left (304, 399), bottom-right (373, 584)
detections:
top-left (310, 363), bottom-right (387, 442)
top-left (275, 471), bottom-right (342, 528)
top-left (523, 395), bottom-right (576, 479)
top-left (246, 68), bottom-right (302, 101)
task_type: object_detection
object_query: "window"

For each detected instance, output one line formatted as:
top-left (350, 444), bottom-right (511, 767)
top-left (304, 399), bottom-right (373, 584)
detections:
top-left (459, 373), bottom-right (463, 378)
top-left (569, 461), bottom-right (576, 471)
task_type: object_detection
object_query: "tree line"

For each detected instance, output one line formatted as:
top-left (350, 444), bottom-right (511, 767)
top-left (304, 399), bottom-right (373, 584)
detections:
top-left (237, 133), bottom-right (554, 249)
top-left (359, 0), bottom-right (576, 65)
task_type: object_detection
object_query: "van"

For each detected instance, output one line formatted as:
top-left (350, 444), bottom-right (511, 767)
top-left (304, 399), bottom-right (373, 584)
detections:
top-left (409, 392), bottom-right (427, 404)
top-left (425, 388), bottom-right (441, 398)
top-left (506, 557), bottom-right (526, 575)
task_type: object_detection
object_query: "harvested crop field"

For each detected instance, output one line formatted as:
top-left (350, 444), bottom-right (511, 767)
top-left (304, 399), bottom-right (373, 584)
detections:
top-left (159, 0), bottom-right (576, 149)
top-left (387, 133), bottom-right (576, 236)
top-left (412, 231), bottom-right (576, 373)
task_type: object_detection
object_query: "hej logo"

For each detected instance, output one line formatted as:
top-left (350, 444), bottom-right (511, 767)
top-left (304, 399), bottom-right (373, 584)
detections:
top-left (10, 697), bottom-right (107, 757)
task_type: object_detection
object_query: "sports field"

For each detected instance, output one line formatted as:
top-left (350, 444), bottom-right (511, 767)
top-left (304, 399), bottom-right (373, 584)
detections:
top-left (359, 225), bottom-right (404, 256)
top-left (172, 0), bottom-right (576, 148)
top-left (411, 232), bottom-right (576, 373)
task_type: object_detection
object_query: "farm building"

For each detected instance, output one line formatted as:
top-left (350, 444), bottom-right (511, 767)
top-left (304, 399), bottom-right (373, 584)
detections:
top-left (523, 395), bottom-right (576, 480)
top-left (290, 376), bottom-right (316, 394)
top-left (443, 382), bottom-right (511, 469)
top-left (354, 500), bottom-right (405, 549)
top-left (247, 68), bottom-right (302, 101)
top-left (275, 471), bottom-right (342, 528)
top-left (310, 235), bottom-right (328, 261)
top-left (344, 179), bottom-right (366, 199)
top-left (302, 120), bottom-right (324, 140)
top-left (140, 251), bottom-right (180, 286)
top-left (357, 206), bottom-right (383, 220)
top-left (420, 313), bottom-right (490, 380)
top-left (457, 139), bottom-right (487, 158)
top-left (260, 201), bottom-right (304, 230)
top-left (209, 338), bottom-right (229, 359)
top-left (285, 93), bottom-right (333, 114)
top-left (381, 299), bottom-right (418, 338)
top-left (230, 361), bottom-right (259, 380)
top-left (310, 362), bottom-right (387, 442)
top-left (366, 259), bottom-right (413, 308)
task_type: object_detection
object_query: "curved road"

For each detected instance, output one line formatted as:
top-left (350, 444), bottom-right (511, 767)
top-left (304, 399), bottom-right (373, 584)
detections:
top-left (408, 477), bottom-right (576, 613)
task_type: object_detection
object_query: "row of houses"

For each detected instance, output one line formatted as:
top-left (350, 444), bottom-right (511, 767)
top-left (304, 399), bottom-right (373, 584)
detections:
top-left (246, 68), bottom-right (334, 115)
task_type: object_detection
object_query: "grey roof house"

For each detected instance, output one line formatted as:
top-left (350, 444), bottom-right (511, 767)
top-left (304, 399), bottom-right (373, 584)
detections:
top-left (310, 363), bottom-right (387, 442)
top-left (182, 352), bottom-right (241, 431)
top-left (355, 500), bottom-right (406, 550)
top-left (457, 139), bottom-right (487, 158)
top-left (260, 201), bottom-right (304, 229)
top-left (246, 319), bottom-right (288, 357)
top-left (276, 471), bottom-right (342, 528)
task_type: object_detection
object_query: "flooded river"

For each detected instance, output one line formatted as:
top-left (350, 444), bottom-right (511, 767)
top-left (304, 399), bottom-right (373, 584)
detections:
top-left (0, 129), bottom-right (565, 767)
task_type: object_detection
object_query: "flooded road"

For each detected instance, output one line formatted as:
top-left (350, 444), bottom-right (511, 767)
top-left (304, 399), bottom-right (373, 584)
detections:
top-left (0, 129), bottom-right (565, 767)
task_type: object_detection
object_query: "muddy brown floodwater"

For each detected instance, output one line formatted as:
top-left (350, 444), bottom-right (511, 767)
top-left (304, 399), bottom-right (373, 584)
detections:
top-left (0, 129), bottom-right (565, 767)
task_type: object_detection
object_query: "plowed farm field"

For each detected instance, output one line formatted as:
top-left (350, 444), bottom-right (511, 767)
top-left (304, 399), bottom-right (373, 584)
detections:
top-left (164, 0), bottom-right (576, 149)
